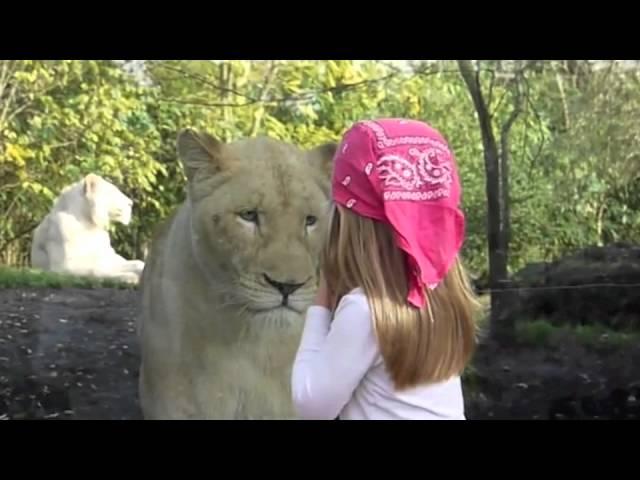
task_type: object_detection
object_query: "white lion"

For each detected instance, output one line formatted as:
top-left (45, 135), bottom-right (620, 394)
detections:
top-left (137, 129), bottom-right (336, 419)
top-left (30, 173), bottom-right (145, 284)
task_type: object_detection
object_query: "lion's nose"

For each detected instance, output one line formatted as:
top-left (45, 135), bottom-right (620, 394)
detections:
top-left (263, 274), bottom-right (306, 296)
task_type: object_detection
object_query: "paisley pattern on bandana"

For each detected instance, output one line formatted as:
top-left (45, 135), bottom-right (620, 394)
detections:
top-left (332, 119), bottom-right (465, 308)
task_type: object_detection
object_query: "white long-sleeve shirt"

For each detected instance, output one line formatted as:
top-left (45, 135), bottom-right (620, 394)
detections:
top-left (291, 288), bottom-right (466, 420)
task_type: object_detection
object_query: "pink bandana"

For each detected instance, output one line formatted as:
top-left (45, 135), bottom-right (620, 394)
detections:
top-left (331, 118), bottom-right (465, 308)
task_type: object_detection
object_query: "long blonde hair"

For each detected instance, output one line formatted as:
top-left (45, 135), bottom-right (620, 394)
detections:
top-left (322, 205), bottom-right (481, 390)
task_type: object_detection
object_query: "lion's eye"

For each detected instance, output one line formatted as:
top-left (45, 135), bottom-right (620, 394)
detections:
top-left (305, 215), bottom-right (318, 227)
top-left (238, 209), bottom-right (259, 224)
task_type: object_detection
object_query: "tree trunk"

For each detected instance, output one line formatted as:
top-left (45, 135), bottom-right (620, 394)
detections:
top-left (457, 60), bottom-right (510, 340)
top-left (499, 78), bottom-right (524, 270)
top-left (596, 201), bottom-right (606, 246)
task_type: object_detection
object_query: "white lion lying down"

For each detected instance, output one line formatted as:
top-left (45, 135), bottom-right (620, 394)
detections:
top-left (30, 173), bottom-right (145, 284)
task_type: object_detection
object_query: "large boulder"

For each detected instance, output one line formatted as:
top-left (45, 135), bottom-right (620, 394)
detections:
top-left (503, 244), bottom-right (640, 331)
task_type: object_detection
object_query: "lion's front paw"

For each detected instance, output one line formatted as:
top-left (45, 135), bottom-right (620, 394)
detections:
top-left (129, 260), bottom-right (145, 274)
top-left (119, 272), bottom-right (141, 284)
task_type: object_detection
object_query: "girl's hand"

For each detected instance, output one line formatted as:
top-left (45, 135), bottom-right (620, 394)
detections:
top-left (314, 274), bottom-right (332, 310)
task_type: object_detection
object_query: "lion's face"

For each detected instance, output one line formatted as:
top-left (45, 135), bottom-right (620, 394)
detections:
top-left (83, 174), bottom-right (134, 227)
top-left (178, 131), bottom-right (336, 321)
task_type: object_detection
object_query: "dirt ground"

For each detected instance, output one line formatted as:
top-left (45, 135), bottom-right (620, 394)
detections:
top-left (1, 287), bottom-right (638, 420)
top-left (0, 288), bottom-right (142, 420)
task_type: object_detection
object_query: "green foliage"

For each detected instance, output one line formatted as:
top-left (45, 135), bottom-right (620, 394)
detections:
top-left (1, 60), bottom-right (639, 282)
top-left (515, 318), bottom-right (639, 348)
top-left (548, 67), bottom-right (640, 246)
top-left (515, 319), bottom-right (556, 345)
top-left (1, 60), bottom-right (166, 263)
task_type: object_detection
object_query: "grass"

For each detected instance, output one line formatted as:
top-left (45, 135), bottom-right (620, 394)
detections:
top-left (515, 320), bottom-right (556, 345)
top-left (515, 318), bottom-right (639, 348)
top-left (461, 363), bottom-right (481, 391)
top-left (0, 266), bottom-right (133, 289)
top-left (478, 293), bottom-right (638, 348)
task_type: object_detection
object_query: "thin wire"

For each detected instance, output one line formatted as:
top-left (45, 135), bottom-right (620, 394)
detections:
top-left (477, 282), bottom-right (640, 294)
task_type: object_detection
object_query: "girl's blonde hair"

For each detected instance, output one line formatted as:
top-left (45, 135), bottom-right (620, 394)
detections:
top-left (322, 205), bottom-right (481, 390)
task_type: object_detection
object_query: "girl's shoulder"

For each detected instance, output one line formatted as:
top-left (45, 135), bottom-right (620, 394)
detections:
top-left (334, 288), bottom-right (373, 329)
top-left (337, 287), bottom-right (369, 310)
top-left (347, 286), bottom-right (366, 298)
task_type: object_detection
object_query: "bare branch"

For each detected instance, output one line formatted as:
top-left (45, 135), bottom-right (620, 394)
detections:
top-left (0, 80), bottom-right (18, 130)
top-left (0, 191), bottom-right (22, 228)
top-left (2, 74), bottom-right (70, 131)
top-left (0, 61), bottom-right (19, 100)
top-left (500, 78), bottom-right (524, 156)
top-left (511, 192), bottom-right (539, 205)
top-left (158, 70), bottom-right (401, 109)
top-left (0, 182), bottom-right (21, 192)
top-left (522, 75), bottom-right (548, 167)
top-left (155, 63), bottom-right (258, 101)
top-left (249, 61), bottom-right (279, 136)
top-left (486, 69), bottom-right (496, 118)
top-left (499, 74), bottom-right (526, 251)
top-left (0, 61), bottom-right (11, 100)
top-left (0, 222), bottom-right (38, 255)
top-left (158, 63), bottom-right (635, 111)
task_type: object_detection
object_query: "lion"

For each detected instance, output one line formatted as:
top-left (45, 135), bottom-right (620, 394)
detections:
top-left (137, 129), bottom-right (337, 419)
top-left (30, 173), bottom-right (145, 284)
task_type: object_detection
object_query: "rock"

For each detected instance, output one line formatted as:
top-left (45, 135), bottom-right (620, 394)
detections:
top-left (503, 244), bottom-right (640, 331)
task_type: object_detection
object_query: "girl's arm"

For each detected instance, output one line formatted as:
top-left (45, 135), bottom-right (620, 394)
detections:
top-left (291, 291), bottom-right (378, 419)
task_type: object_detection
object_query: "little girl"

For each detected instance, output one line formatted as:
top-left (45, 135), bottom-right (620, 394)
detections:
top-left (291, 118), bottom-right (481, 420)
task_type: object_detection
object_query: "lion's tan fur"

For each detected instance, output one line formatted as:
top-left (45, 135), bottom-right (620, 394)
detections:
top-left (137, 130), bottom-right (336, 419)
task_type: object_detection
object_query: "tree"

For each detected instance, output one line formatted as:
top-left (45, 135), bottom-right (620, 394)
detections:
top-left (0, 61), bottom-right (166, 264)
top-left (457, 60), bottom-right (530, 341)
top-left (550, 62), bottom-right (640, 246)
top-left (3, 59), bottom-right (638, 299)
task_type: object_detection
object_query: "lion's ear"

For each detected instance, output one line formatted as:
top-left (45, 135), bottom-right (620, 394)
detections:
top-left (177, 129), bottom-right (226, 182)
top-left (83, 173), bottom-right (101, 197)
top-left (307, 142), bottom-right (338, 181)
